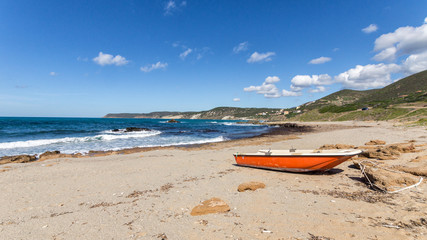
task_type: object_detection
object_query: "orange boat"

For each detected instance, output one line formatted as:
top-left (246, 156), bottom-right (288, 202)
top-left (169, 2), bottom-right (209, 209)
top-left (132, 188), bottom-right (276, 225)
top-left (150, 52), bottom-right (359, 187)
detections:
top-left (233, 149), bottom-right (362, 172)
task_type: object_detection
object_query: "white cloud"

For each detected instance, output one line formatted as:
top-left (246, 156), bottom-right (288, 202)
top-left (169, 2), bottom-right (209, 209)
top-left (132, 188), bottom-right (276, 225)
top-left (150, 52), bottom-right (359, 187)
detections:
top-left (244, 76), bottom-right (282, 98)
top-left (309, 86), bottom-right (326, 93)
top-left (164, 0), bottom-right (186, 15)
top-left (333, 48), bottom-right (339, 52)
top-left (362, 24), bottom-right (378, 34)
top-left (290, 85), bottom-right (303, 92)
top-left (164, 1), bottom-right (176, 15)
top-left (291, 74), bottom-right (333, 87)
top-left (233, 42), bottom-right (248, 53)
top-left (335, 63), bottom-right (401, 89)
top-left (373, 20), bottom-right (427, 61)
top-left (309, 56), bottom-right (331, 64)
top-left (180, 48), bottom-right (193, 60)
top-left (233, 98), bottom-right (240, 102)
top-left (265, 76), bottom-right (280, 83)
top-left (50, 72), bottom-right (57, 76)
top-left (401, 51), bottom-right (427, 75)
top-left (93, 52), bottom-right (129, 66)
top-left (282, 89), bottom-right (302, 97)
top-left (140, 61), bottom-right (168, 72)
top-left (247, 51), bottom-right (275, 63)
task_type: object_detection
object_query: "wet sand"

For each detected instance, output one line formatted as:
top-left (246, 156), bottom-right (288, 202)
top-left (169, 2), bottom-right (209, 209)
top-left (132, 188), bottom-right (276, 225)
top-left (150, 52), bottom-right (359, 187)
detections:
top-left (0, 121), bottom-right (426, 239)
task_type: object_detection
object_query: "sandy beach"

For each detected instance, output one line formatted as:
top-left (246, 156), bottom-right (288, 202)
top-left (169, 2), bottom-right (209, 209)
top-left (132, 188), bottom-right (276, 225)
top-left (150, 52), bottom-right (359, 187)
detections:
top-left (1, 121), bottom-right (426, 240)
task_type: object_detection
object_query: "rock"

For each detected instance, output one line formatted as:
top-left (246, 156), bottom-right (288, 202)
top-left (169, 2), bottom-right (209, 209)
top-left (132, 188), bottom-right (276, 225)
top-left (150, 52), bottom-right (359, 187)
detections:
top-left (190, 198), bottom-right (230, 216)
top-left (361, 164), bottom-right (421, 192)
top-left (236, 120), bottom-right (261, 125)
top-left (112, 127), bottom-right (150, 132)
top-left (125, 127), bottom-right (150, 132)
top-left (0, 155), bottom-right (37, 165)
top-left (365, 140), bottom-right (386, 145)
top-left (237, 182), bottom-right (266, 192)
top-left (167, 119), bottom-right (180, 123)
top-left (38, 151), bottom-right (61, 160)
top-left (319, 144), bottom-right (355, 150)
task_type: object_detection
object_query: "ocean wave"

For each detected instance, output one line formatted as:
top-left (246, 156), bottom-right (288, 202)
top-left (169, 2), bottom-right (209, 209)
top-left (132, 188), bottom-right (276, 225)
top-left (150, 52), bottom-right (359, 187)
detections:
top-left (220, 122), bottom-right (259, 126)
top-left (0, 130), bottom-right (161, 149)
top-left (139, 136), bottom-right (227, 148)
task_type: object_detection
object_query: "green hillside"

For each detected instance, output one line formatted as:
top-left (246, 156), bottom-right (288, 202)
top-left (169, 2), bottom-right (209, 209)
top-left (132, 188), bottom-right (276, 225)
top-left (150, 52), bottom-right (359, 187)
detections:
top-left (300, 70), bottom-right (427, 114)
top-left (105, 70), bottom-right (427, 122)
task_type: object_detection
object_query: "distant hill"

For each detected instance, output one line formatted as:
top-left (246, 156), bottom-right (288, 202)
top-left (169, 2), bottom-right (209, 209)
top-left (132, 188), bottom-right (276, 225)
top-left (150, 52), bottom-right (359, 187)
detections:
top-left (104, 70), bottom-right (427, 122)
top-left (292, 70), bottom-right (427, 122)
top-left (304, 70), bottom-right (427, 111)
top-left (104, 107), bottom-right (282, 120)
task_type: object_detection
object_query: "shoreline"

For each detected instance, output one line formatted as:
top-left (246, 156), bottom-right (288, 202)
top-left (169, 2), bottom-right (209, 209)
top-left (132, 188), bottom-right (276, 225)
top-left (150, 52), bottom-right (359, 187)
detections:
top-left (1, 122), bottom-right (322, 164)
top-left (1, 121), bottom-right (426, 239)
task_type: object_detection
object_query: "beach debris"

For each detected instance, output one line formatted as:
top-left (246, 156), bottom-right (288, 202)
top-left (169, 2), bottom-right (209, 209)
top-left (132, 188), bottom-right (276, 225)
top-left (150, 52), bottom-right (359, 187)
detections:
top-left (361, 147), bottom-right (400, 160)
top-left (359, 161), bottom-right (423, 193)
top-left (360, 143), bottom-right (418, 160)
top-left (198, 220), bottom-right (208, 226)
top-left (318, 144), bottom-right (355, 150)
top-left (410, 155), bottom-right (427, 163)
top-left (365, 140), bottom-right (386, 145)
top-left (167, 119), bottom-right (180, 123)
top-left (392, 164), bottom-right (427, 177)
top-left (0, 154), bottom-right (37, 165)
top-left (190, 198), bottom-right (230, 216)
top-left (156, 233), bottom-right (168, 240)
top-left (382, 224), bottom-right (400, 229)
top-left (387, 143), bottom-right (417, 153)
top-left (237, 181), bottom-right (266, 192)
top-left (308, 233), bottom-right (334, 240)
top-left (261, 228), bottom-right (272, 233)
top-left (352, 160), bottom-right (382, 170)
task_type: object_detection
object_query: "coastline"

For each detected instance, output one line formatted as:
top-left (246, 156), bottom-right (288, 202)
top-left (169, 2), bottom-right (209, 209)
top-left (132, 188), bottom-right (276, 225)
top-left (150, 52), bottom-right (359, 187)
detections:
top-left (1, 121), bottom-right (426, 239)
top-left (0, 122), bottom-right (316, 164)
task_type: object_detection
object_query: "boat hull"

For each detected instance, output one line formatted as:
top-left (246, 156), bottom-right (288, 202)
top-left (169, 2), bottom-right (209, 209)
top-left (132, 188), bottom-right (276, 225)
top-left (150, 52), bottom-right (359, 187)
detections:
top-left (234, 154), bottom-right (356, 172)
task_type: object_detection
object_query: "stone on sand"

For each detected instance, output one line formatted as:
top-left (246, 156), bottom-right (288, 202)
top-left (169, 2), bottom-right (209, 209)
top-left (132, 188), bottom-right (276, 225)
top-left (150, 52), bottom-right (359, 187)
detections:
top-left (190, 198), bottom-right (230, 216)
top-left (237, 182), bottom-right (266, 192)
top-left (0, 155), bottom-right (37, 165)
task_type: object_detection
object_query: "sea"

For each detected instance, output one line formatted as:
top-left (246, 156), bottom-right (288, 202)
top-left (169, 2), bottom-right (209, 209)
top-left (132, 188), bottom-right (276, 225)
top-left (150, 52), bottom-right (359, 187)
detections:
top-left (0, 117), bottom-right (272, 157)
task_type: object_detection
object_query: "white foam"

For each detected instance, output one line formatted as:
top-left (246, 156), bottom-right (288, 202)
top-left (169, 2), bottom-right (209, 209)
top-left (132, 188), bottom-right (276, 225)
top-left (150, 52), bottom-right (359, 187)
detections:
top-left (137, 136), bottom-right (227, 148)
top-left (0, 130), bottom-right (161, 149)
top-left (220, 122), bottom-right (257, 126)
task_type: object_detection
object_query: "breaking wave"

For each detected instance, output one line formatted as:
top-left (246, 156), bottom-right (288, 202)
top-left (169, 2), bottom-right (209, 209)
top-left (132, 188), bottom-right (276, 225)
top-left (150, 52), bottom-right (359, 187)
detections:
top-left (0, 130), bottom-right (161, 149)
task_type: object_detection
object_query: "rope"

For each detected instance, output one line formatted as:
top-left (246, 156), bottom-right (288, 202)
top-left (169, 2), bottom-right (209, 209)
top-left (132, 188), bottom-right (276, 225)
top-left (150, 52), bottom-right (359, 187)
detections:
top-left (359, 160), bottom-right (424, 194)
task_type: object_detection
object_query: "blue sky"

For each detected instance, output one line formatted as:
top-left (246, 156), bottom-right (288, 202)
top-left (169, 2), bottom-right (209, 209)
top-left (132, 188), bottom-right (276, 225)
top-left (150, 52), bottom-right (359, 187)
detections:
top-left (0, 0), bottom-right (426, 117)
